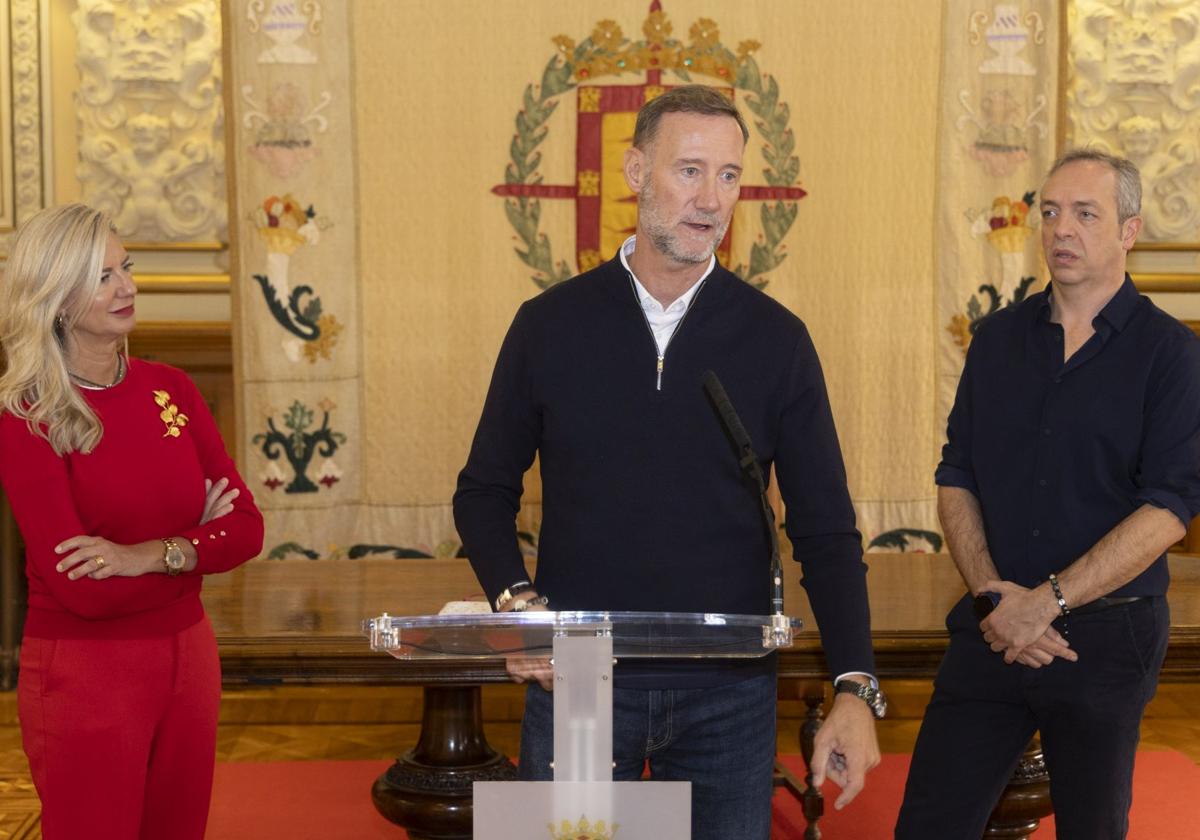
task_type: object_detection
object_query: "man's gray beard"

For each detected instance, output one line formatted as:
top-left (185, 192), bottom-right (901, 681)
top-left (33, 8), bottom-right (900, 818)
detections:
top-left (647, 226), bottom-right (724, 264)
top-left (639, 177), bottom-right (730, 265)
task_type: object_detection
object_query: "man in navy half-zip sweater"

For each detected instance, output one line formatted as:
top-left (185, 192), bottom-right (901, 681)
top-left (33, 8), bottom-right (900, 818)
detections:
top-left (454, 85), bottom-right (881, 838)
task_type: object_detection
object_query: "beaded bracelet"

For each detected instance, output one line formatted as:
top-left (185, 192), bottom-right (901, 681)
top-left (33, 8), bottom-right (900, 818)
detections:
top-left (1048, 573), bottom-right (1070, 617)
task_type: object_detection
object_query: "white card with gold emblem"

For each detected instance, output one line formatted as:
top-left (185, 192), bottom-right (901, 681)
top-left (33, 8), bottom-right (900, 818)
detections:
top-left (473, 780), bottom-right (690, 839)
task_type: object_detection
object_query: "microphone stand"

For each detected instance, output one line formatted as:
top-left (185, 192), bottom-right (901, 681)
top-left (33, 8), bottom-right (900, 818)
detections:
top-left (731, 441), bottom-right (784, 616)
top-left (701, 372), bottom-right (790, 644)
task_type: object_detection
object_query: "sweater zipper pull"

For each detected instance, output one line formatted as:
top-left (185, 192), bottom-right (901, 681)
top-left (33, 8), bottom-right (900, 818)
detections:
top-left (656, 355), bottom-right (664, 391)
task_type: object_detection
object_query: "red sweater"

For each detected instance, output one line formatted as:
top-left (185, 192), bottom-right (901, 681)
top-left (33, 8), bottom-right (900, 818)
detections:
top-left (0, 358), bottom-right (263, 639)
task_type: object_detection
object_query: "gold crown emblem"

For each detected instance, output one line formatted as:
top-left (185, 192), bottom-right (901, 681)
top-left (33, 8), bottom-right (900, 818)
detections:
top-left (549, 815), bottom-right (617, 840)
top-left (552, 7), bottom-right (761, 84)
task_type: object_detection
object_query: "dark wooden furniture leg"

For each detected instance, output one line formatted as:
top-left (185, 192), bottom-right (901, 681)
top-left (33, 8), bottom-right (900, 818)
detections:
top-left (372, 685), bottom-right (517, 839)
top-left (793, 681), bottom-right (827, 840)
top-left (775, 680), bottom-right (827, 838)
top-left (983, 736), bottom-right (1053, 839)
top-left (0, 495), bottom-right (22, 692)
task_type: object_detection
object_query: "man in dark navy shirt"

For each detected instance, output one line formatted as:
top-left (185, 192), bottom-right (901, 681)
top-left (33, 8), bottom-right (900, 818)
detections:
top-left (896, 150), bottom-right (1200, 839)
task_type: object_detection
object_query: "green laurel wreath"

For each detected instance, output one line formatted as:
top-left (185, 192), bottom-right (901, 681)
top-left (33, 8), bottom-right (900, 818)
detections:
top-left (501, 38), bottom-right (800, 290)
top-left (503, 54), bottom-right (577, 289)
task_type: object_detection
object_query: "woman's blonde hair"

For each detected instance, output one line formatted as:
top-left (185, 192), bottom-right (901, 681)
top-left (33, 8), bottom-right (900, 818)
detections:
top-left (0, 204), bottom-right (116, 455)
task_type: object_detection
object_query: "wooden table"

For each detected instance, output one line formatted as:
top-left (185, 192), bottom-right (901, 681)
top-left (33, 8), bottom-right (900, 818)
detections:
top-left (203, 553), bottom-right (1200, 684)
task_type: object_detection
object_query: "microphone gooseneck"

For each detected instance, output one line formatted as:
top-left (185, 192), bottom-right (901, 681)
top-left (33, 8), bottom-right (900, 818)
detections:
top-left (701, 370), bottom-right (785, 617)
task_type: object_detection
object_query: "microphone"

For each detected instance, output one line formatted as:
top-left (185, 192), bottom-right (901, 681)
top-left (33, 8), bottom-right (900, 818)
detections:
top-left (701, 370), bottom-right (784, 617)
top-left (701, 370), bottom-right (765, 491)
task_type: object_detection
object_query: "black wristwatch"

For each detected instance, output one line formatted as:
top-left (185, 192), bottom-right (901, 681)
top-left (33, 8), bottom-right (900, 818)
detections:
top-left (834, 678), bottom-right (888, 720)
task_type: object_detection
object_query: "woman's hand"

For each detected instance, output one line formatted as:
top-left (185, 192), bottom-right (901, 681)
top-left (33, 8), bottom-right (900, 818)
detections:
top-left (55, 536), bottom-right (154, 580)
top-left (200, 477), bottom-right (239, 525)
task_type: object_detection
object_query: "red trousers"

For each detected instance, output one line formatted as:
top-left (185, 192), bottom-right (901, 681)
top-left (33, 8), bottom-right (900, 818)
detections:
top-left (18, 616), bottom-right (221, 840)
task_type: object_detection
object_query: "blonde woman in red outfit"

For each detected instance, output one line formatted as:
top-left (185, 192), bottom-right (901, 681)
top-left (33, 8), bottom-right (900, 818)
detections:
top-left (0, 204), bottom-right (264, 839)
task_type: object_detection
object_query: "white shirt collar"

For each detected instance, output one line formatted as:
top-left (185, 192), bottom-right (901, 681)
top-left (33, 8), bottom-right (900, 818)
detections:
top-left (618, 235), bottom-right (715, 313)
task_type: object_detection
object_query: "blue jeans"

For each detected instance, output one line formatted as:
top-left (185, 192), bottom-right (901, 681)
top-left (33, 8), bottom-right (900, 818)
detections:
top-left (896, 594), bottom-right (1170, 840)
top-left (519, 673), bottom-right (777, 840)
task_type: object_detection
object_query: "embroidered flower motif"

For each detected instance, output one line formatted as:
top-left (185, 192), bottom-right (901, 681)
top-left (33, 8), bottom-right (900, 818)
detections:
top-left (689, 18), bottom-right (719, 48)
top-left (551, 34), bottom-right (575, 57)
top-left (591, 20), bottom-right (623, 51)
top-left (737, 40), bottom-right (761, 60)
top-left (642, 10), bottom-right (672, 44)
top-left (153, 390), bottom-right (189, 438)
top-left (946, 313), bottom-right (973, 353)
top-left (302, 315), bottom-right (344, 363)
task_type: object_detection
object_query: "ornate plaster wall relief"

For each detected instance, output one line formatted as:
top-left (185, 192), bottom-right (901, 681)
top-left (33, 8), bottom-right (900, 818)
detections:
top-left (11, 0), bottom-right (44, 224)
top-left (72, 0), bottom-right (226, 242)
top-left (1069, 0), bottom-right (1200, 241)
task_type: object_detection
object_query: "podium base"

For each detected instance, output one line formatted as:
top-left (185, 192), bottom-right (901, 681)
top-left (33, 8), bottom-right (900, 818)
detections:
top-left (474, 781), bottom-right (690, 839)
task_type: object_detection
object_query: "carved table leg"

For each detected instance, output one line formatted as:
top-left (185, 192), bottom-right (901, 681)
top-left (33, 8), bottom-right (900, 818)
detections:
top-left (983, 736), bottom-right (1053, 839)
top-left (799, 681), bottom-right (826, 840)
top-left (371, 685), bottom-right (517, 839)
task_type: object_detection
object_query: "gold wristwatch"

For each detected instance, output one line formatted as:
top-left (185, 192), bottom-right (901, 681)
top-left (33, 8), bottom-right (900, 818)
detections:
top-left (161, 538), bottom-right (186, 576)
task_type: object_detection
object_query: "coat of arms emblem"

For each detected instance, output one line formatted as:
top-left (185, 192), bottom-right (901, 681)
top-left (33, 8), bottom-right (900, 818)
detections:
top-left (493, 2), bottom-right (807, 290)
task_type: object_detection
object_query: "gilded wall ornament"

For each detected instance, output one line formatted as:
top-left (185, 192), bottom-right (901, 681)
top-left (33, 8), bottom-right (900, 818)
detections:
top-left (11, 0), bottom-right (43, 224)
top-left (1069, 0), bottom-right (1200, 241)
top-left (72, 0), bottom-right (226, 241)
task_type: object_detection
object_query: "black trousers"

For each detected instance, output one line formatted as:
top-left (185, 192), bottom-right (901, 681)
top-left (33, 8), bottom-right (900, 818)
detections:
top-left (895, 593), bottom-right (1169, 840)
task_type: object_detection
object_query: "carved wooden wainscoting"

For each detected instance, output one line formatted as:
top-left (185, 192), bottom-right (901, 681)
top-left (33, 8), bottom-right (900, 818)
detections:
top-left (0, 320), bottom-right (233, 690)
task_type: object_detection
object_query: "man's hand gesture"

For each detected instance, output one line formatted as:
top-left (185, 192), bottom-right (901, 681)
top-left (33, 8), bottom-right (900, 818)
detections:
top-left (979, 580), bottom-right (1078, 667)
top-left (811, 685), bottom-right (881, 810)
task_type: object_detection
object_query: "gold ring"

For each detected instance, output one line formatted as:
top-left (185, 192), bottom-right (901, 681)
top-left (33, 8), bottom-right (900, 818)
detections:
top-left (95, 557), bottom-right (105, 568)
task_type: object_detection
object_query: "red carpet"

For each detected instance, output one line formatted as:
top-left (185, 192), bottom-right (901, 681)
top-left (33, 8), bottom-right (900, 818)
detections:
top-left (207, 751), bottom-right (1200, 838)
top-left (772, 751), bottom-right (1200, 838)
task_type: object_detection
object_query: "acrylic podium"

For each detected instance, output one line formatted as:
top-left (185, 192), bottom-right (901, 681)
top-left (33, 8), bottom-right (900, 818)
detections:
top-left (364, 610), bottom-right (799, 839)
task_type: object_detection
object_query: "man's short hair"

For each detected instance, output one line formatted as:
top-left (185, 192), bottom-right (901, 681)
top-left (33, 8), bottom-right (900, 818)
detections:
top-left (633, 84), bottom-right (750, 149)
top-left (1047, 148), bottom-right (1142, 223)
